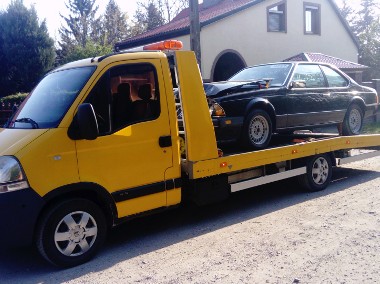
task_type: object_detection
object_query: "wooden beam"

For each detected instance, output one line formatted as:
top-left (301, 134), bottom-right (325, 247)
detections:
top-left (189, 0), bottom-right (201, 69)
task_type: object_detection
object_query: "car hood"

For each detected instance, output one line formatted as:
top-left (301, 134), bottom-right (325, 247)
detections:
top-left (0, 128), bottom-right (49, 156)
top-left (204, 80), bottom-right (269, 98)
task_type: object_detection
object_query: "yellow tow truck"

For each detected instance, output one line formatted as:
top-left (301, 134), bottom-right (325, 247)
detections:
top-left (0, 40), bottom-right (379, 267)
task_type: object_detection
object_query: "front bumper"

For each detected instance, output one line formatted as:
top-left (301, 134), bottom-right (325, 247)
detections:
top-left (213, 116), bottom-right (244, 143)
top-left (0, 188), bottom-right (45, 247)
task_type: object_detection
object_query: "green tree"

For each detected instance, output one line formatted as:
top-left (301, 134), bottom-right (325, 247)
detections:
top-left (59, 40), bottom-right (113, 64)
top-left (57, 0), bottom-right (100, 65)
top-left (339, 0), bottom-right (355, 23)
top-left (0, 0), bottom-right (55, 97)
top-left (339, 0), bottom-right (380, 81)
top-left (354, 0), bottom-right (380, 80)
top-left (100, 0), bottom-right (130, 46)
top-left (131, 0), bottom-right (188, 36)
top-left (158, 0), bottom-right (188, 22)
top-left (133, 0), bottom-right (165, 34)
top-left (59, 0), bottom-right (99, 49)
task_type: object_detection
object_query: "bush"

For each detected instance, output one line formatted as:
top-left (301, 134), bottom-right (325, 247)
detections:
top-left (0, 93), bottom-right (28, 109)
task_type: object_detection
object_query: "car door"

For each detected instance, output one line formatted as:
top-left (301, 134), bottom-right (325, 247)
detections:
top-left (75, 59), bottom-right (174, 218)
top-left (286, 64), bottom-right (330, 128)
top-left (319, 65), bottom-right (351, 122)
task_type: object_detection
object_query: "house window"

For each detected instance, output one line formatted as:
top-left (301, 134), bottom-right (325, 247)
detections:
top-left (304, 2), bottom-right (321, 35)
top-left (267, 1), bottom-right (287, 32)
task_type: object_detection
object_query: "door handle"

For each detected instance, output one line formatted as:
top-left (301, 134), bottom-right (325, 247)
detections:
top-left (323, 93), bottom-right (331, 96)
top-left (159, 136), bottom-right (172, 148)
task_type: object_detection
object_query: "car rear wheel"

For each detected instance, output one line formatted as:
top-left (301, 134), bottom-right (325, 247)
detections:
top-left (342, 103), bottom-right (363, 136)
top-left (298, 154), bottom-right (332, 192)
top-left (36, 198), bottom-right (107, 267)
top-left (242, 109), bottom-right (272, 150)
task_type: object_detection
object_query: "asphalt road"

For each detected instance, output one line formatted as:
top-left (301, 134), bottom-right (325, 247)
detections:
top-left (1, 156), bottom-right (379, 283)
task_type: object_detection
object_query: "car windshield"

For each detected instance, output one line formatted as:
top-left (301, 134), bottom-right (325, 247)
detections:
top-left (8, 66), bottom-right (95, 129)
top-left (228, 63), bottom-right (292, 86)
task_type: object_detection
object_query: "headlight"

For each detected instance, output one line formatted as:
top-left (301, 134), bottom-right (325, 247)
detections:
top-left (209, 102), bottom-right (226, 117)
top-left (0, 156), bottom-right (29, 193)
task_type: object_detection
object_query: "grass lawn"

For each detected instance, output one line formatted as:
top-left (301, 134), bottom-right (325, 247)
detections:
top-left (363, 120), bottom-right (380, 134)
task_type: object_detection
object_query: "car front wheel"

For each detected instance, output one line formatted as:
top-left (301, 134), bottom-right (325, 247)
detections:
top-left (242, 109), bottom-right (272, 150)
top-left (36, 198), bottom-right (107, 267)
top-left (342, 103), bottom-right (363, 136)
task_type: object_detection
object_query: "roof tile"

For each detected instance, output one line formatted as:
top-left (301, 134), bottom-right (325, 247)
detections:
top-left (284, 52), bottom-right (368, 70)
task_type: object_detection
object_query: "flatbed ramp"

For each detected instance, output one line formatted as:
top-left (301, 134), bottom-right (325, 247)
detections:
top-left (183, 134), bottom-right (380, 179)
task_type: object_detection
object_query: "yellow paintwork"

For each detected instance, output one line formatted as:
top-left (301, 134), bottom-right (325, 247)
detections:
top-left (174, 51), bottom-right (219, 162)
top-left (0, 128), bottom-right (48, 156)
top-left (16, 128), bottom-right (79, 196)
top-left (185, 134), bottom-right (380, 179)
top-left (117, 192), bottom-right (167, 217)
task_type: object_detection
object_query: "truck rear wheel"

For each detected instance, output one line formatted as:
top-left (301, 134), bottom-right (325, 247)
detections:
top-left (36, 198), bottom-right (107, 267)
top-left (298, 154), bottom-right (332, 192)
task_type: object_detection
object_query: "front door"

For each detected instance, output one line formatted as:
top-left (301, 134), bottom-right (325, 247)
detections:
top-left (286, 64), bottom-right (330, 128)
top-left (75, 59), bottom-right (174, 218)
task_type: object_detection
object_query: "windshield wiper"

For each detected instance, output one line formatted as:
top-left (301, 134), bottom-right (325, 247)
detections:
top-left (14, 118), bottom-right (39, 129)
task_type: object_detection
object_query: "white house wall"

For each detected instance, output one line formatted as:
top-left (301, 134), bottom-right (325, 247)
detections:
top-left (169, 0), bottom-right (358, 81)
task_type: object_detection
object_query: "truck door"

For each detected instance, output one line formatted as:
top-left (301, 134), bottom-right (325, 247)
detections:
top-left (75, 59), bottom-right (174, 218)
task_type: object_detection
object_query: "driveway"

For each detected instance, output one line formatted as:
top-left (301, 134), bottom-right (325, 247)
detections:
top-left (1, 156), bottom-right (379, 283)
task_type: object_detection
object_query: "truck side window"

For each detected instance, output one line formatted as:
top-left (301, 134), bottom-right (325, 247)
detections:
top-left (110, 63), bottom-right (160, 129)
top-left (85, 63), bottom-right (161, 135)
top-left (85, 74), bottom-right (112, 135)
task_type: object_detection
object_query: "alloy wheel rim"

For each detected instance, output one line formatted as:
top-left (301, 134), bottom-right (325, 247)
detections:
top-left (54, 211), bottom-right (98, 257)
top-left (311, 157), bottom-right (329, 185)
top-left (349, 108), bottom-right (362, 134)
top-left (249, 115), bottom-right (269, 145)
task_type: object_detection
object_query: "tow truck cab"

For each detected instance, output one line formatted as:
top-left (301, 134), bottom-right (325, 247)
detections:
top-left (0, 42), bottom-right (218, 265)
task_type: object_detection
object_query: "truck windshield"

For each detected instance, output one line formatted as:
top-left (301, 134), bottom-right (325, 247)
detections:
top-left (8, 66), bottom-right (95, 129)
top-left (228, 63), bottom-right (292, 86)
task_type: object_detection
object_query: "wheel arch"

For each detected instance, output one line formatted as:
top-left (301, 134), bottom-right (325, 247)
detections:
top-left (39, 183), bottom-right (117, 230)
top-left (245, 98), bottom-right (277, 130)
top-left (349, 97), bottom-right (366, 114)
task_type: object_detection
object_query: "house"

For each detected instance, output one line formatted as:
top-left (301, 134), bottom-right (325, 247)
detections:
top-left (115, 0), bottom-right (359, 82)
top-left (284, 52), bottom-right (368, 83)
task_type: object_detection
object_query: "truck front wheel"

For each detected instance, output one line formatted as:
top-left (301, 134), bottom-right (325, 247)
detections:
top-left (298, 154), bottom-right (332, 192)
top-left (36, 198), bottom-right (107, 267)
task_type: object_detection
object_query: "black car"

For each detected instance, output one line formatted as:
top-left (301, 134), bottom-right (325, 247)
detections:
top-left (205, 62), bottom-right (379, 149)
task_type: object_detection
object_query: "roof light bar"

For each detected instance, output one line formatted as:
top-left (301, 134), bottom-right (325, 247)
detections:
top-left (143, 40), bottom-right (183, 51)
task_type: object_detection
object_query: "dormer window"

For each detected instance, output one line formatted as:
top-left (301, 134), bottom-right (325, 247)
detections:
top-left (267, 1), bottom-right (287, 32)
top-left (304, 2), bottom-right (321, 35)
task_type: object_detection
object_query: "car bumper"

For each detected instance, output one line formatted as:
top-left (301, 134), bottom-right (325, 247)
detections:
top-left (0, 188), bottom-right (45, 247)
top-left (213, 116), bottom-right (244, 143)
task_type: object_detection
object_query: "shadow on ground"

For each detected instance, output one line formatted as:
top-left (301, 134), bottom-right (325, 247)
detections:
top-left (0, 165), bottom-right (379, 283)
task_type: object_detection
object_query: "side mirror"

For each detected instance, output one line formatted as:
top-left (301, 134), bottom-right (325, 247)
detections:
top-left (290, 80), bottom-right (306, 89)
top-left (68, 103), bottom-right (99, 140)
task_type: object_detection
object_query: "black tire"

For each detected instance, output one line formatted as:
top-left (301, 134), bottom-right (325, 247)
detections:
top-left (36, 199), bottom-right (107, 267)
top-left (242, 109), bottom-right (272, 150)
top-left (298, 154), bottom-right (332, 192)
top-left (342, 103), bottom-right (363, 136)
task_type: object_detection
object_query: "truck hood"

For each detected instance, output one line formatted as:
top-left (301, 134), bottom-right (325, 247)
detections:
top-left (0, 128), bottom-right (49, 156)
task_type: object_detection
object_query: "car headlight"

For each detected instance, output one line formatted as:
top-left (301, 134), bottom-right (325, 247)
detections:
top-left (209, 101), bottom-right (226, 117)
top-left (0, 156), bottom-right (29, 193)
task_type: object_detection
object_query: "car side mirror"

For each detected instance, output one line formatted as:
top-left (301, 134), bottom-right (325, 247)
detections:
top-left (290, 80), bottom-right (306, 89)
top-left (68, 103), bottom-right (99, 140)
